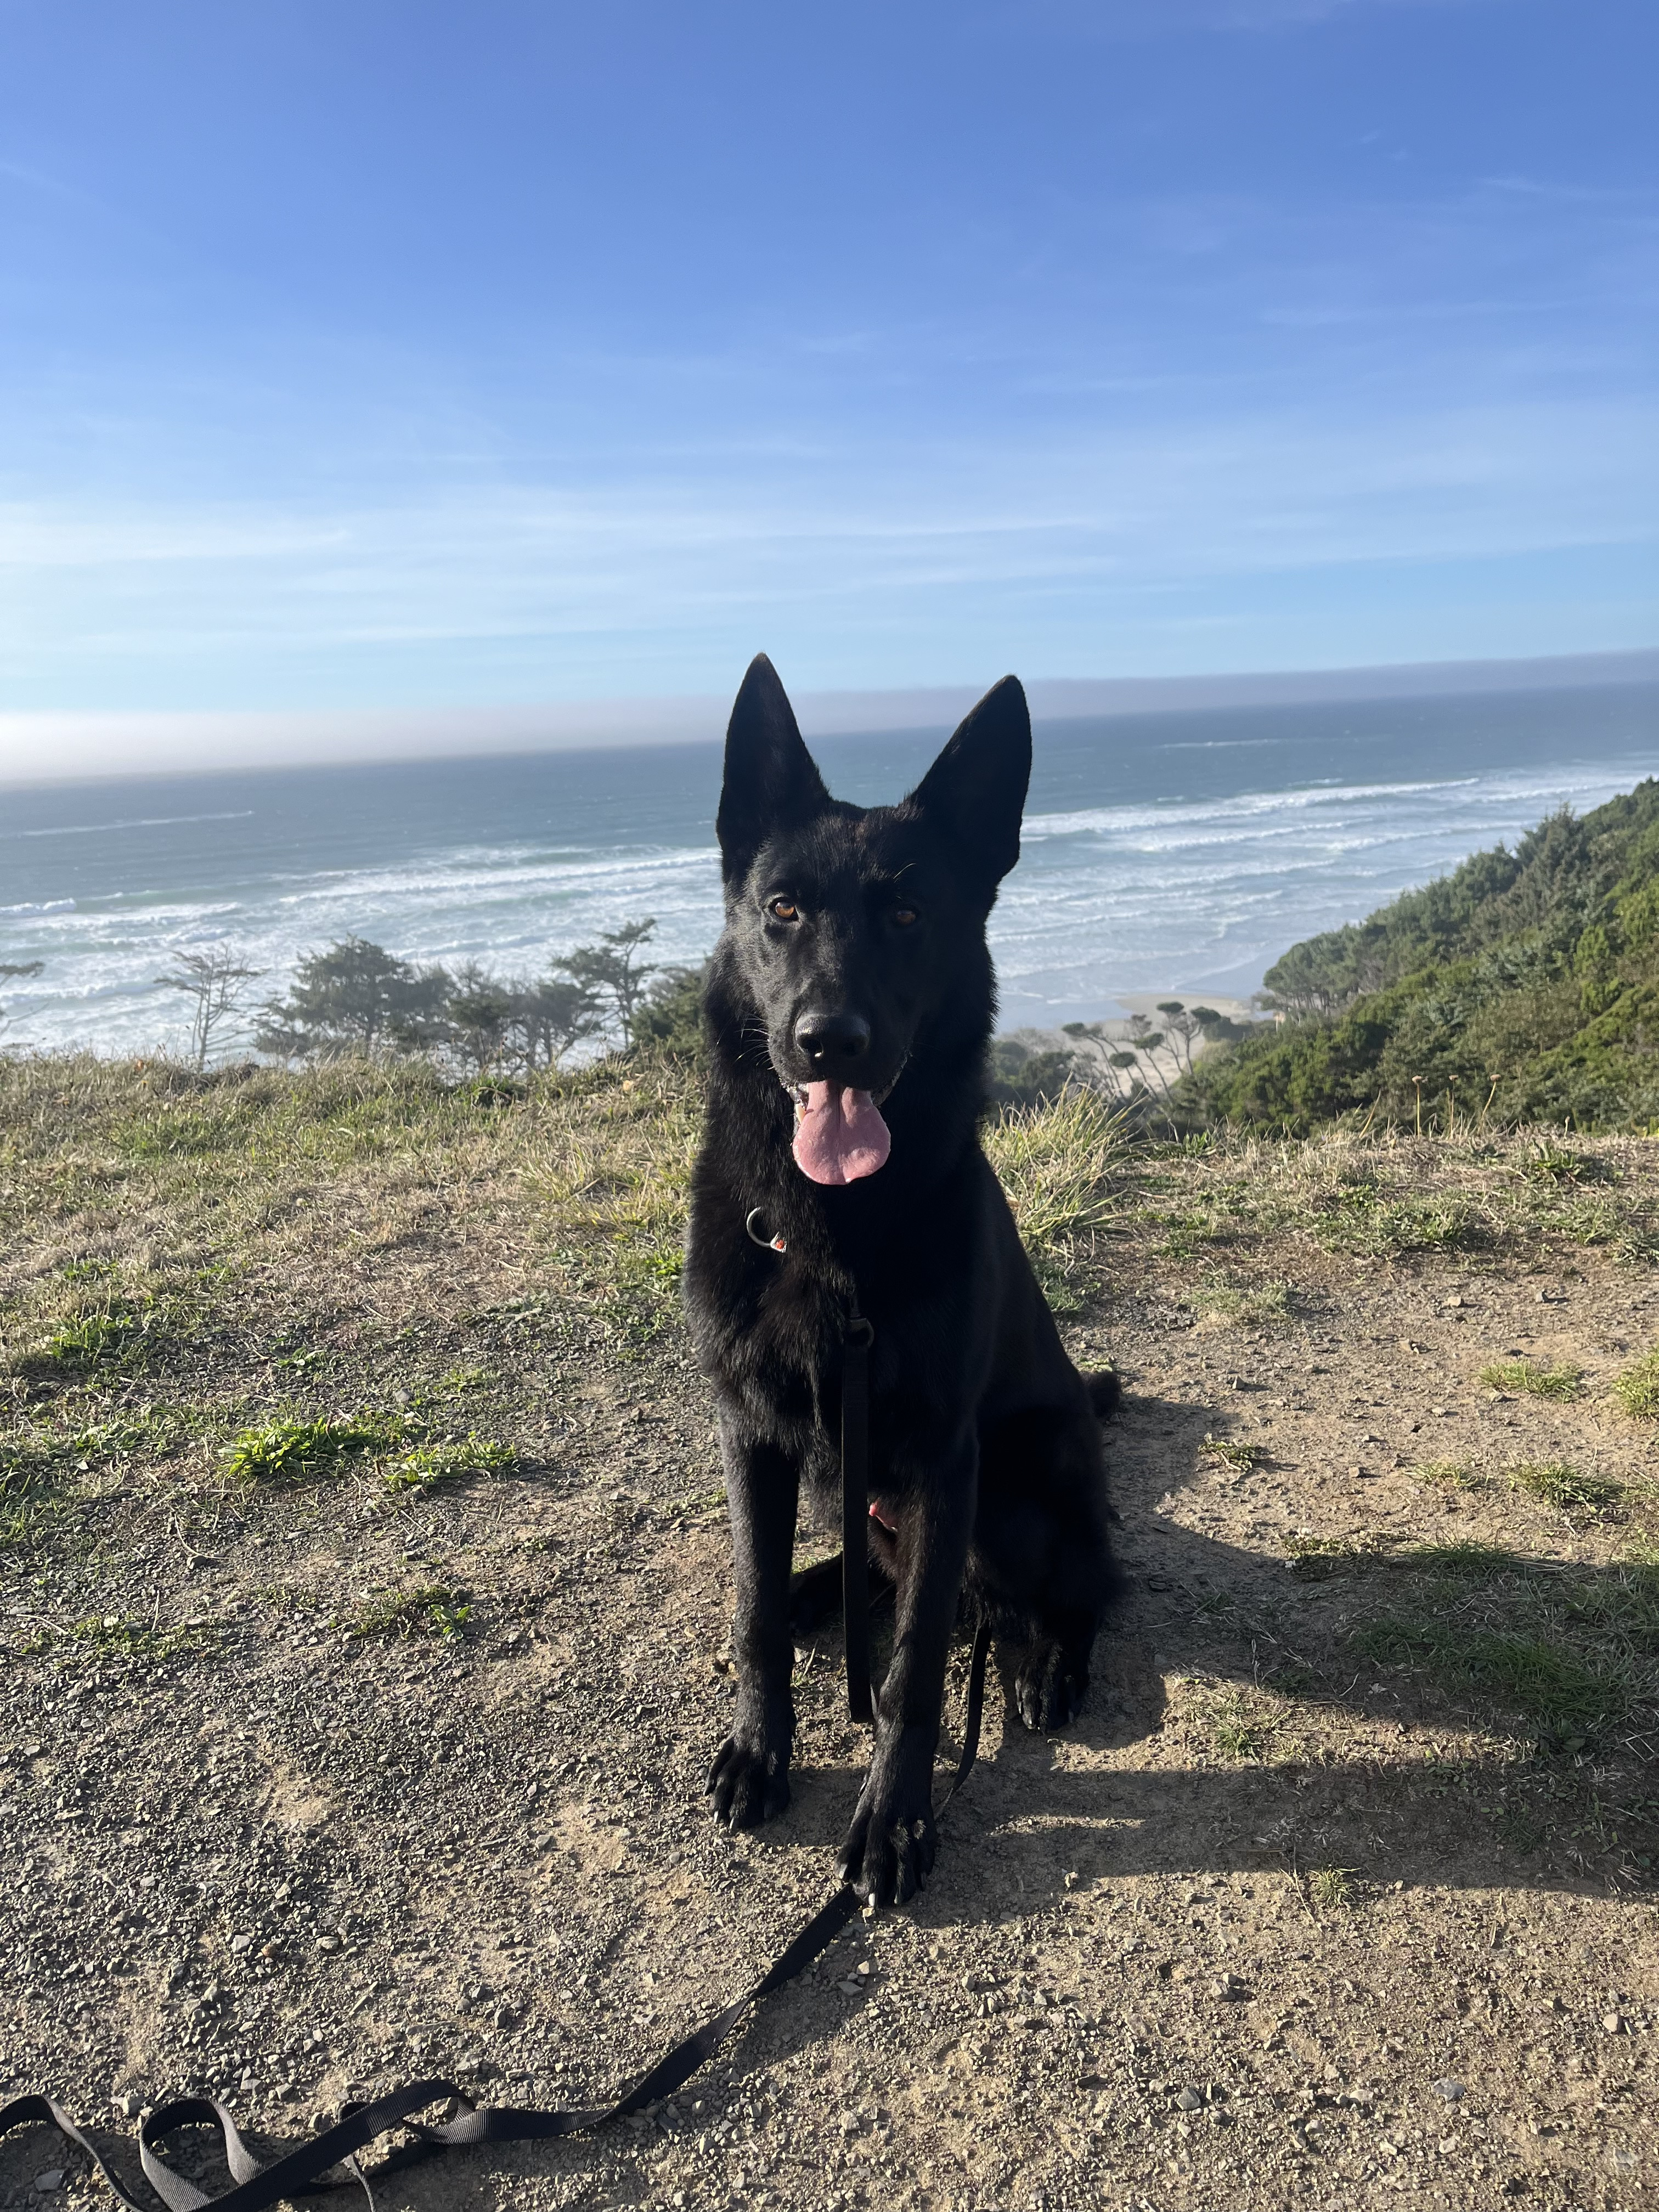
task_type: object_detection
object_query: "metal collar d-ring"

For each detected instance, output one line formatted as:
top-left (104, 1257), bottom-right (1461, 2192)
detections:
top-left (745, 1207), bottom-right (787, 1254)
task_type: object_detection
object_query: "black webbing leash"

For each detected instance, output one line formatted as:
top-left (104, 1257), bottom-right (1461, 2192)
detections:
top-left (0, 1621), bottom-right (990, 2211)
top-left (838, 1304), bottom-right (875, 1726)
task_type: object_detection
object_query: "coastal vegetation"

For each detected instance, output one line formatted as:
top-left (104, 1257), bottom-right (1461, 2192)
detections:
top-left (1183, 776), bottom-right (1659, 1135)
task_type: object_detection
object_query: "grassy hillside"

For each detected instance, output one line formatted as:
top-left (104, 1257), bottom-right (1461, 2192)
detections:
top-left (1187, 776), bottom-right (1659, 1135)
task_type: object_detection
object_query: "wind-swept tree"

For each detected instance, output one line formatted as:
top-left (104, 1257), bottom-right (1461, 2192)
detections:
top-left (556, 917), bottom-right (657, 1049)
top-left (510, 975), bottom-right (605, 1070)
top-left (157, 946), bottom-right (264, 1070)
top-left (256, 936), bottom-right (448, 1059)
top-left (441, 962), bottom-right (518, 1074)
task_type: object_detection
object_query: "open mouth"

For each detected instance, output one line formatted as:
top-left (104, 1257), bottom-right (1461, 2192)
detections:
top-left (788, 1079), bottom-right (893, 1185)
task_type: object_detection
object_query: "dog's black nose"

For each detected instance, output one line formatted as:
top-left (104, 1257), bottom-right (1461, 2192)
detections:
top-left (794, 1011), bottom-right (871, 1072)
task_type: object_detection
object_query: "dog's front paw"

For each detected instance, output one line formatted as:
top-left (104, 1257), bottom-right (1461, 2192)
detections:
top-left (837, 1773), bottom-right (936, 1906)
top-left (1015, 1644), bottom-right (1087, 1733)
top-left (707, 1729), bottom-right (791, 1830)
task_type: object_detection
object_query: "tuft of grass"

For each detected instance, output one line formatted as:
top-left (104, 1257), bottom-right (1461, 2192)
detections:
top-left (1507, 1462), bottom-right (1623, 1516)
top-left (347, 1584), bottom-right (472, 1641)
top-left (1612, 1351), bottom-right (1659, 1421)
top-left (1398, 1541), bottom-right (1519, 1578)
top-left (1286, 1532), bottom-right (1367, 1577)
top-left (1413, 1458), bottom-right (1486, 1492)
top-left (1314, 1186), bottom-right (1474, 1259)
top-left (983, 1088), bottom-right (1127, 1254)
top-left (1191, 1280), bottom-right (1297, 1329)
top-left (25, 1298), bottom-right (160, 1374)
top-left (1202, 1433), bottom-right (1260, 1475)
top-left (1210, 1705), bottom-right (1273, 1760)
top-left (1480, 1358), bottom-right (1583, 1400)
top-left (64, 1612), bottom-right (211, 1661)
top-left (382, 1435), bottom-right (516, 1495)
top-left (224, 1415), bottom-right (384, 1483)
top-left (1306, 1866), bottom-right (1357, 1911)
top-left (1521, 1139), bottom-right (1599, 1186)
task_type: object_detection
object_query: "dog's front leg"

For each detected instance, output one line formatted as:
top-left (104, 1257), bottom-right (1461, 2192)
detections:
top-left (707, 1418), bottom-right (798, 1829)
top-left (838, 1432), bottom-right (975, 1906)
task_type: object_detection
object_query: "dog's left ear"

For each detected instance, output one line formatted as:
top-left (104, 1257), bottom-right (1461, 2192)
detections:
top-left (716, 654), bottom-right (832, 885)
top-left (910, 675), bottom-right (1031, 887)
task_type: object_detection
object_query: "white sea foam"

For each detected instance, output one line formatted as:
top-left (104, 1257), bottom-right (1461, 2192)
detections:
top-left (2, 729), bottom-right (1654, 1056)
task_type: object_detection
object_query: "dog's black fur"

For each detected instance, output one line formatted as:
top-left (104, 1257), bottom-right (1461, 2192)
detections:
top-left (684, 654), bottom-right (1120, 1905)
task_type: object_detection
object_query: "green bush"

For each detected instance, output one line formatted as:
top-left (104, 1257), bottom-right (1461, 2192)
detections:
top-left (1181, 777), bottom-right (1659, 1133)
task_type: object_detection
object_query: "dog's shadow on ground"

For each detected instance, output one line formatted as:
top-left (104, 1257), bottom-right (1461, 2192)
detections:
top-left (752, 1385), bottom-right (1630, 1925)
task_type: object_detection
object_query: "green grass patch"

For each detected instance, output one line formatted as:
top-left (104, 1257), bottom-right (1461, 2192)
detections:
top-left (1314, 1187), bottom-right (1475, 1259)
top-left (1210, 1705), bottom-right (1274, 1760)
top-left (1356, 1616), bottom-right (1627, 1737)
top-left (1521, 1139), bottom-right (1596, 1186)
top-left (1286, 1532), bottom-right (1368, 1576)
top-left (382, 1435), bottom-right (516, 1495)
top-left (1479, 1358), bottom-right (1583, 1400)
top-left (1190, 1280), bottom-right (1297, 1328)
top-left (1202, 1433), bottom-right (1260, 1474)
top-left (346, 1584), bottom-right (472, 1641)
top-left (1507, 1461), bottom-right (1623, 1516)
top-left (224, 1415), bottom-right (387, 1483)
top-left (21, 1296), bottom-right (163, 1375)
top-left (1412, 1458), bottom-right (1486, 1492)
top-left (1341, 1543), bottom-right (1657, 1746)
top-left (64, 1612), bottom-right (212, 1661)
top-left (1306, 1866), bottom-right (1357, 1911)
top-left (1612, 1351), bottom-right (1659, 1420)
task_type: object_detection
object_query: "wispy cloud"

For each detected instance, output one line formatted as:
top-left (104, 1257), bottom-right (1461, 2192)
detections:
top-left (1, 392), bottom-right (1652, 703)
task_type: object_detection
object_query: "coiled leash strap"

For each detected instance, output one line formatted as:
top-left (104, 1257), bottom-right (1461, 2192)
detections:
top-left (0, 1620), bottom-right (989, 2210)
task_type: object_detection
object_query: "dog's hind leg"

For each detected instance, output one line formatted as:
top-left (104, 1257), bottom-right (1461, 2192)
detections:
top-left (787, 1551), bottom-right (843, 1636)
top-left (1013, 1605), bottom-right (1097, 1732)
top-left (708, 1425), bottom-right (799, 1830)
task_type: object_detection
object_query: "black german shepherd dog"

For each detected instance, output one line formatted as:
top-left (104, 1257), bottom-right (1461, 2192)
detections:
top-left (685, 655), bottom-right (1120, 1906)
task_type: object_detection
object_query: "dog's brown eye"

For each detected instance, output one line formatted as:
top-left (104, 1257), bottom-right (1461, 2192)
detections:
top-left (768, 897), bottom-right (799, 922)
top-left (893, 905), bottom-right (918, 927)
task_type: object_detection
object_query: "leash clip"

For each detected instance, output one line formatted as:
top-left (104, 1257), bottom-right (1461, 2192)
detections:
top-left (745, 1207), bottom-right (787, 1255)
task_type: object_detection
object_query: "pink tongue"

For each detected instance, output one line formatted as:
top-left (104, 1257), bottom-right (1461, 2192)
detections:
top-left (792, 1082), bottom-right (891, 1184)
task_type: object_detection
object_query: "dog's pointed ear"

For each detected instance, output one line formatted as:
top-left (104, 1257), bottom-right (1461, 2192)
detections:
top-left (716, 654), bottom-right (832, 884)
top-left (910, 675), bottom-right (1031, 887)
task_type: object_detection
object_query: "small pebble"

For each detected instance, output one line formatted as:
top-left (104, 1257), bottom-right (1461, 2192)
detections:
top-left (1177, 2086), bottom-right (1204, 2112)
top-left (1602, 2012), bottom-right (1624, 2035)
top-left (33, 2174), bottom-right (64, 2196)
top-left (1432, 2078), bottom-right (1464, 2102)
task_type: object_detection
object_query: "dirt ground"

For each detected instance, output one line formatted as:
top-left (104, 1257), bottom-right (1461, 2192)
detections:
top-left (2, 1060), bottom-right (1656, 2211)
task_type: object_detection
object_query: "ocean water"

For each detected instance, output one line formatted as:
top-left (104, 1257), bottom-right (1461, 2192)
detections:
top-left (2, 680), bottom-right (1656, 1059)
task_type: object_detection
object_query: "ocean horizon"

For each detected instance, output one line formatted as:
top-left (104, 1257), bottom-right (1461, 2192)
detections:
top-left (3, 676), bottom-right (1657, 1062)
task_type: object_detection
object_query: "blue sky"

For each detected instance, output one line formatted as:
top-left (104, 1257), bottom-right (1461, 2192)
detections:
top-left (1, 0), bottom-right (1655, 715)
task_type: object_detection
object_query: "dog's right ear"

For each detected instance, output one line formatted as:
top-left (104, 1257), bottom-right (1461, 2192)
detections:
top-left (716, 654), bottom-right (831, 884)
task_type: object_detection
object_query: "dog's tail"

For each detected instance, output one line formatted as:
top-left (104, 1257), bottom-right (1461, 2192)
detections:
top-left (1085, 1368), bottom-right (1122, 1420)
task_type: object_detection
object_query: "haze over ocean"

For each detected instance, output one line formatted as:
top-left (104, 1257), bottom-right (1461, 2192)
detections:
top-left (4, 677), bottom-right (1655, 1059)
